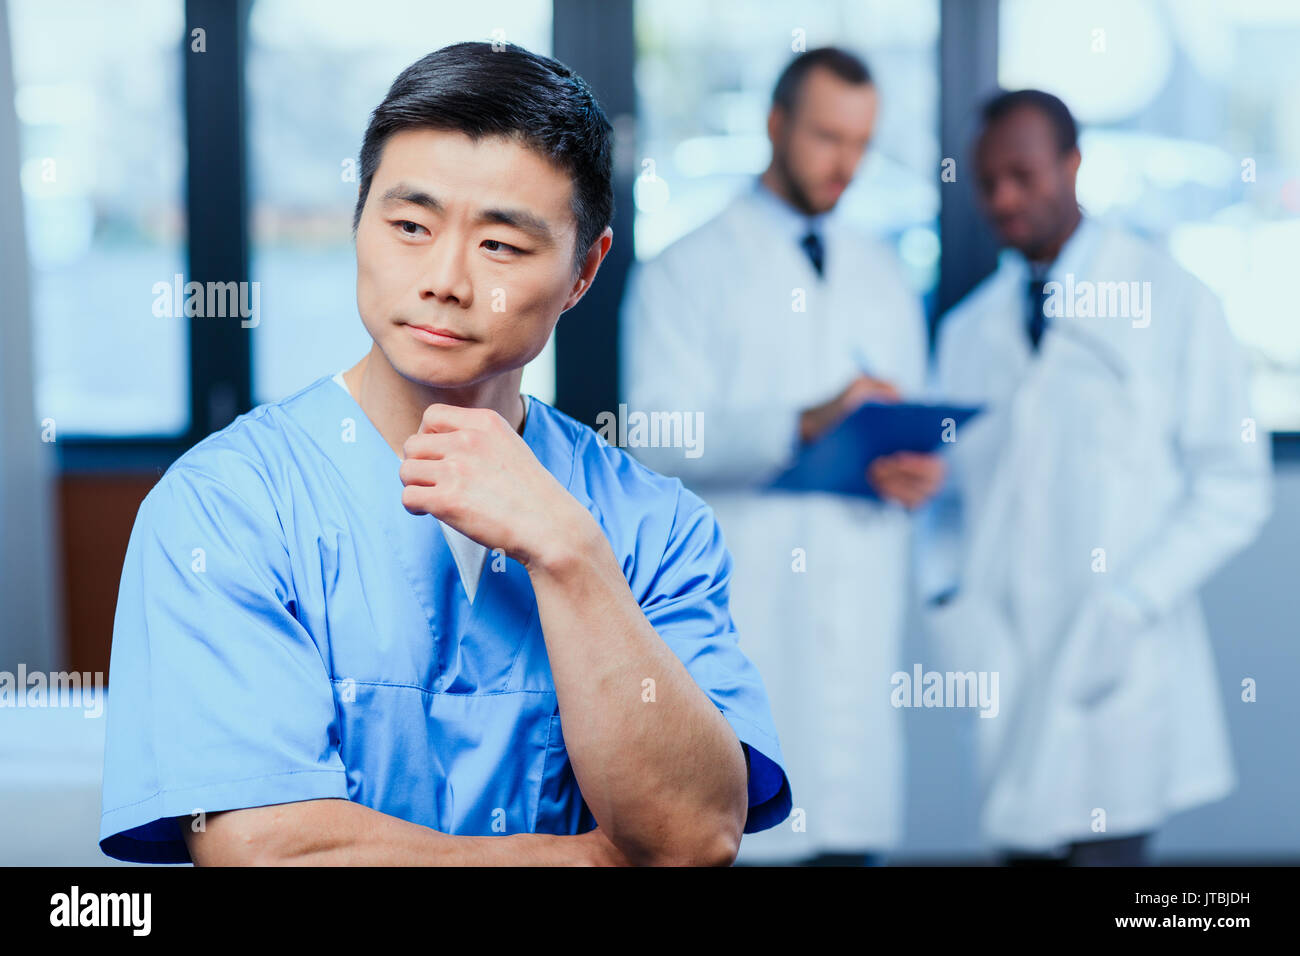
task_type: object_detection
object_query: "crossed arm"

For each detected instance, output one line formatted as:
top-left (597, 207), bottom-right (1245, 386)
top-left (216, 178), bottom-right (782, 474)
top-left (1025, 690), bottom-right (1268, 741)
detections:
top-left (182, 536), bottom-right (750, 866)
top-left (182, 800), bottom-right (619, 866)
top-left (183, 404), bottom-right (750, 867)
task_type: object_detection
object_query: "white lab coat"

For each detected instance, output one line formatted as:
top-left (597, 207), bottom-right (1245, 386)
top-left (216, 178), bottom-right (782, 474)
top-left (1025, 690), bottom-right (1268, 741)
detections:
top-left (621, 187), bottom-right (927, 860)
top-left (926, 217), bottom-right (1272, 851)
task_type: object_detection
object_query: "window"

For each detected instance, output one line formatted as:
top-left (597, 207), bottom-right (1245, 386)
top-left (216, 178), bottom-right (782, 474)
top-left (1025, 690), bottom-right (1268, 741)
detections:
top-left (246, 0), bottom-right (557, 406)
top-left (9, 0), bottom-right (187, 436)
top-left (1001, 0), bottom-right (1300, 433)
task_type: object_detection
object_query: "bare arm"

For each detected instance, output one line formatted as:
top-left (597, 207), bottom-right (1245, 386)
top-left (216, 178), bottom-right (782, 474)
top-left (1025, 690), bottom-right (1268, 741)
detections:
top-left (180, 799), bottom-right (628, 866)
top-left (400, 405), bottom-right (750, 867)
top-left (525, 522), bottom-right (750, 868)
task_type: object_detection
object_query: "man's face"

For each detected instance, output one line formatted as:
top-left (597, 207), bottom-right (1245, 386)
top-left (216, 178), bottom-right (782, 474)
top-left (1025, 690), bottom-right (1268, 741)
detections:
top-left (769, 67), bottom-right (878, 215)
top-left (354, 128), bottom-right (595, 389)
top-left (974, 107), bottom-right (1081, 258)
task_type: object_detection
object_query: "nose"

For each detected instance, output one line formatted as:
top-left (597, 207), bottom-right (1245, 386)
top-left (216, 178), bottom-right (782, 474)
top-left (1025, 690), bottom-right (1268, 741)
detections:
top-left (835, 143), bottom-right (864, 182)
top-left (418, 230), bottom-right (473, 307)
top-left (985, 176), bottom-right (1023, 217)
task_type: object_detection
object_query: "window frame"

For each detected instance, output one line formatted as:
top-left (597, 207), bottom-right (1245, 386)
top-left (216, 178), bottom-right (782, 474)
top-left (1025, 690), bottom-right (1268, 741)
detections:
top-left (53, 0), bottom-right (1298, 472)
top-left (57, 0), bottom-right (250, 472)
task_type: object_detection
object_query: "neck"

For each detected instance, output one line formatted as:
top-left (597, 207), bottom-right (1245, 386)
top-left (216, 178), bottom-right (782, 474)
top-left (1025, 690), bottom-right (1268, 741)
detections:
top-left (760, 164), bottom-right (812, 217)
top-left (344, 345), bottom-right (526, 458)
top-left (1029, 205), bottom-right (1083, 266)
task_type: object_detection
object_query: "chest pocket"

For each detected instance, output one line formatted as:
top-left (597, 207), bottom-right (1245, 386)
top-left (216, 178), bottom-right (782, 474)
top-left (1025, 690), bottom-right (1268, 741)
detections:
top-left (320, 528), bottom-right (585, 835)
top-left (433, 554), bottom-right (546, 695)
top-left (333, 680), bottom-right (583, 835)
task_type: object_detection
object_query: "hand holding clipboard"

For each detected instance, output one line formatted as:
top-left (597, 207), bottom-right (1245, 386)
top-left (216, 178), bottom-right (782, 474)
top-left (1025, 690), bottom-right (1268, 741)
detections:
top-left (773, 398), bottom-right (982, 501)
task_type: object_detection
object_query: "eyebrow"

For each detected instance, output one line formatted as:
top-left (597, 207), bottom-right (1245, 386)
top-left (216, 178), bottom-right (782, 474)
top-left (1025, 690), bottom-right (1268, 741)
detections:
top-left (380, 183), bottom-right (555, 245)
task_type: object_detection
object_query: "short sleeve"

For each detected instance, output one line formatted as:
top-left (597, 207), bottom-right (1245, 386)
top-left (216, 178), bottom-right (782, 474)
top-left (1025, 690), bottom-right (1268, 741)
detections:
top-left (638, 486), bottom-right (793, 834)
top-left (99, 466), bottom-right (348, 864)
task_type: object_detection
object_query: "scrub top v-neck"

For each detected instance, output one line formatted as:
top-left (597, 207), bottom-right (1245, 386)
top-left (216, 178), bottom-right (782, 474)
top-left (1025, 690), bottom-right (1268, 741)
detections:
top-left (329, 370), bottom-right (531, 604)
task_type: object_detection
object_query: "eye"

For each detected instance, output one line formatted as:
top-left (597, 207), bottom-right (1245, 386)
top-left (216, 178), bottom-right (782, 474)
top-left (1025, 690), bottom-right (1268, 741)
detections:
top-left (394, 220), bottom-right (428, 237)
top-left (482, 239), bottom-right (523, 256)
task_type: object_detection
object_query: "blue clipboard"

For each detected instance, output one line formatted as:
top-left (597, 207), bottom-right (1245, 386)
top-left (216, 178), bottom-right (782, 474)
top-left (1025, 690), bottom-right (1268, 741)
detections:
top-left (769, 401), bottom-right (983, 498)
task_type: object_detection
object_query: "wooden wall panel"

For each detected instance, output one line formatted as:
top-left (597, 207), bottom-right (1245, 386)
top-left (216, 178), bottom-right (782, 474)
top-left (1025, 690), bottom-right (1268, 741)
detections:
top-left (57, 474), bottom-right (160, 676)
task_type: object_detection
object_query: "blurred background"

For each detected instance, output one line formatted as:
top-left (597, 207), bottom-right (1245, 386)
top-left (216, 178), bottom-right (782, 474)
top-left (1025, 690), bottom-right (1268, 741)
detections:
top-left (0, 0), bottom-right (1295, 864)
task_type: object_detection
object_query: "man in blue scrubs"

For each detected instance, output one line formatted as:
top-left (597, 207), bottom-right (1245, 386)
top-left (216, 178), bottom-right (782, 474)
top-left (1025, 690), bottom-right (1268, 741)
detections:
top-left (98, 42), bottom-right (791, 865)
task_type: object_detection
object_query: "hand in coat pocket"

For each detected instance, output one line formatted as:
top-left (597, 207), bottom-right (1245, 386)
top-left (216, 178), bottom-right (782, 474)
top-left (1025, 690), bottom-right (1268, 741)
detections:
top-left (1062, 585), bottom-right (1154, 706)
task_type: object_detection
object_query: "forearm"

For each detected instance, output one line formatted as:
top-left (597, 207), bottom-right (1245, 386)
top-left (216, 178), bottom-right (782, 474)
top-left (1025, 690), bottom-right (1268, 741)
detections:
top-left (524, 523), bottom-right (749, 867)
top-left (186, 799), bottom-right (604, 866)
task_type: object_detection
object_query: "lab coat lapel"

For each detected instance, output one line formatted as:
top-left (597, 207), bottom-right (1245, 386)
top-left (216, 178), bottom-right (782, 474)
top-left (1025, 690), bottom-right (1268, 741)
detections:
top-left (950, 264), bottom-right (1034, 598)
top-left (724, 193), bottom-right (844, 408)
top-left (733, 188), bottom-right (826, 286)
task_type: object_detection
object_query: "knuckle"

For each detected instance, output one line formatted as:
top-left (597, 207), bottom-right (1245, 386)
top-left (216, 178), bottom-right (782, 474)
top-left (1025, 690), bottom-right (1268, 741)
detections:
top-left (421, 404), bottom-right (444, 429)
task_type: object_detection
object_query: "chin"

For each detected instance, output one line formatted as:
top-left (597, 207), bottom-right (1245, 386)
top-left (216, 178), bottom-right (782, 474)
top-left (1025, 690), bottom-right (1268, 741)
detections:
top-left (996, 230), bottom-right (1029, 253)
top-left (378, 341), bottom-right (477, 389)
top-left (398, 359), bottom-right (487, 390)
top-left (818, 189), bottom-right (846, 211)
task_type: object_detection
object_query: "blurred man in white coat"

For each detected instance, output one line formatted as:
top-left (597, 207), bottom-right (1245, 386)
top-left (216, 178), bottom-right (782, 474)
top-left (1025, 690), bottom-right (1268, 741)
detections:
top-left (927, 90), bottom-right (1272, 865)
top-left (621, 48), bottom-right (944, 865)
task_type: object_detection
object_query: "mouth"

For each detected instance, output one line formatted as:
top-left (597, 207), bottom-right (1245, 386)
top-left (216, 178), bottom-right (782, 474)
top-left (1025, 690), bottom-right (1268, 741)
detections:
top-left (404, 323), bottom-right (472, 347)
top-left (995, 214), bottom-right (1027, 234)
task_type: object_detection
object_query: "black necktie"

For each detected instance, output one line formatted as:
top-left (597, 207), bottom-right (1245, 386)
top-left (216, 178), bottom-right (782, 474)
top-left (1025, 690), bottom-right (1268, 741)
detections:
top-left (1026, 275), bottom-right (1050, 350)
top-left (800, 229), bottom-right (825, 278)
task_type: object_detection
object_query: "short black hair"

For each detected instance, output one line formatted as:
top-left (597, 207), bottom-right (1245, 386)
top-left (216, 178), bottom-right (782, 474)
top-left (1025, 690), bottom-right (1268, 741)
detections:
top-left (980, 88), bottom-right (1079, 154)
top-left (353, 41), bottom-right (614, 274)
top-left (771, 47), bottom-right (873, 113)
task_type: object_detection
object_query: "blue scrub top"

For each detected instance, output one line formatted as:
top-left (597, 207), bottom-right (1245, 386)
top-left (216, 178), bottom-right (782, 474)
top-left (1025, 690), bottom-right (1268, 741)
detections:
top-left (99, 375), bottom-right (792, 863)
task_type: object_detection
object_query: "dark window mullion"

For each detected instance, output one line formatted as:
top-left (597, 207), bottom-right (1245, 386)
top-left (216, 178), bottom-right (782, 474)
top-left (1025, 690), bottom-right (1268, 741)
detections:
top-left (936, 0), bottom-right (1001, 344)
top-left (184, 0), bottom-right (252, 444)
top-left (552, 0), bottom-right (636, 429)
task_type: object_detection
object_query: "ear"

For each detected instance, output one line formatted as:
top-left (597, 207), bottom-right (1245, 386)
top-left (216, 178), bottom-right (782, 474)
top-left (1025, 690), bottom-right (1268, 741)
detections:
top-left (1063, 146), bottom-right (1082, 183)
top-left (560, 226), bottom-right (614, 313)
top-left (766, 105), bottom-right (786, 146)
